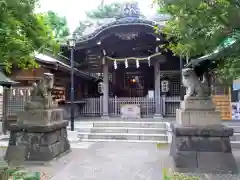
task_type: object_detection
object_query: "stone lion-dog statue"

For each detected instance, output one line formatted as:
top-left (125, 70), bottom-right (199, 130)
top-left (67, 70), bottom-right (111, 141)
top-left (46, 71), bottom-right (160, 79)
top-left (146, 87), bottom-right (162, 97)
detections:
top-left (24, 73), bottom-right (56, 110)
top-left (182, 68), bottom-right (209, 99)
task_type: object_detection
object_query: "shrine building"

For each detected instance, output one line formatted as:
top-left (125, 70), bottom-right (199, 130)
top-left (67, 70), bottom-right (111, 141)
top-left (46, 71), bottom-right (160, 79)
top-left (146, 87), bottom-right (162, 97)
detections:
top-left (4, 3), bottom-right (231, 120)
top-left (60, 4), bottom-right (182, 118)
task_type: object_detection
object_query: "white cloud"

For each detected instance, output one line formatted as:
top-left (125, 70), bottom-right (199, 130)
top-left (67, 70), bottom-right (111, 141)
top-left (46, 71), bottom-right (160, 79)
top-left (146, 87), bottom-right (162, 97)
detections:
top-left (37, 0), bottom-right (156, 33)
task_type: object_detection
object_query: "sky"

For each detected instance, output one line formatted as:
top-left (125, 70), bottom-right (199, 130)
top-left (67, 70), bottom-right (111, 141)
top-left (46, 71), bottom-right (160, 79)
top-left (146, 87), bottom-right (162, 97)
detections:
top-left (37, 0), bottom-right (157, 33)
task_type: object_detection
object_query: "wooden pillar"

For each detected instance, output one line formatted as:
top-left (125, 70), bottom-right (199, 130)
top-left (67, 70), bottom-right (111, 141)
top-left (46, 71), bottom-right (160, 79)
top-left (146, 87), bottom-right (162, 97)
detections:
top-left (154, 61), bottom-right (163, 118)
top-left (102, 57), bottom-right (109, 117)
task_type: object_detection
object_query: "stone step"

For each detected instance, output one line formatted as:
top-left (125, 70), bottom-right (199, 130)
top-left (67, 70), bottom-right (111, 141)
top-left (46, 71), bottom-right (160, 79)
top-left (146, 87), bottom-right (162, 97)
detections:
top-left (228, 126), bottom-right (240, 133)
top-left (90, 127), bottom-right (166, 134)
top-left (80, 138), bottom-right (168, 144)
top-left (92, 121), bottom-right (166, 128)
top-left (231, 132), bottom-right (240, 141)
top-left (78, 132), bottom-right (168, 141)
top-left (231, 141), bottom-right (240, 149)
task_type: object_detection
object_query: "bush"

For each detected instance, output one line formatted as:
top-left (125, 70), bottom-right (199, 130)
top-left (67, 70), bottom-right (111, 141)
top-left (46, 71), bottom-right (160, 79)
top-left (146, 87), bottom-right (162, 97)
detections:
top-left (8, 168), bottom-right (41, 180)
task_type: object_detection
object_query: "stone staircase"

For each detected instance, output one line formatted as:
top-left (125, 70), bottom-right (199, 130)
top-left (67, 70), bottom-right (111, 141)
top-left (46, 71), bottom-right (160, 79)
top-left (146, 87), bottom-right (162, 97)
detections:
top-left (1, 120), bottom-right (240, 147)
top-left (70, 120), bottom-right (240, 146)
top-left (71, 120), bottom-right (169, 143)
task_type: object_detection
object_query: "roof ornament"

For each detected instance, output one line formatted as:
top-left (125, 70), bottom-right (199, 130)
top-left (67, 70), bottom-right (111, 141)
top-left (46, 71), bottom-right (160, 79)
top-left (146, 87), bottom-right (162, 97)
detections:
top-left (120, 2), bottom-right (141, 18)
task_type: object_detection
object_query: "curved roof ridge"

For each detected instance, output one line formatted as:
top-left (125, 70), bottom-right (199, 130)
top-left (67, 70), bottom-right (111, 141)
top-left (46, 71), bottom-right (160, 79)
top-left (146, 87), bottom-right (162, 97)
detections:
top-left (73, 15), bottom-right (168, 44)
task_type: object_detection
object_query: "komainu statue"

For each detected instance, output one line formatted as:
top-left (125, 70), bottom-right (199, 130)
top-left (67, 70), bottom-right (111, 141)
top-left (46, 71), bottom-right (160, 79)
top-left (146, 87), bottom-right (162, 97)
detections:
top-left (182, 68), bottom-right (210, 99)
top-left (25, 73), bottom-right (56, 110)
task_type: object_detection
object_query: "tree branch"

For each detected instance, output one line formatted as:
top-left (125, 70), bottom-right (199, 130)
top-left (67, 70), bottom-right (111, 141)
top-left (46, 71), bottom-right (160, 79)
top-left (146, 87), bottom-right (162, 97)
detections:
top-left (203, 0), bottom-right (231, 27)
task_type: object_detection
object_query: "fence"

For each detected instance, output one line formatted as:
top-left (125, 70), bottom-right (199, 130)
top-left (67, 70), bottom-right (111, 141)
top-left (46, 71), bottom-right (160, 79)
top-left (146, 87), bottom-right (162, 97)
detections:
top-left (5, 87), bottom-right (82, 120)
top-left (79, 96), bottom-right (181, 117)
top-left (1, 87), bottom-right (181, 118)
top-left (109, 97), bottom-right (156, 117)
top-left (7, 87), bottom-right (32, 116)
top-left (164, 96), bottom-right (181, 116)
top-left (0, 86), bottom-right (232, 120)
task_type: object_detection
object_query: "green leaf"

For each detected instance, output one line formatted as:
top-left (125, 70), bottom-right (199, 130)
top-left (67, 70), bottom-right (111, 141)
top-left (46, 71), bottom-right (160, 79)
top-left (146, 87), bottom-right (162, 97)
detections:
top-left (154, 0), bottom-right (240, 81)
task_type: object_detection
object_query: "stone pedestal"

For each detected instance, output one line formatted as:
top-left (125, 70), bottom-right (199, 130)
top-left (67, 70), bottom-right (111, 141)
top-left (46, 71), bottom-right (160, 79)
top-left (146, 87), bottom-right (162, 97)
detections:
top-left (5, 108), bottom-right (70, 162)
top-left (170, 97), bottom-right (238, 173)
top-left (170, 124), bottom-right (238, 173)
top-left (176, 97), bottom-right (221, 126)
top-left (17, 108), bottom-right (64, 126)
top-left (5, 120), bottom-right (70, 162)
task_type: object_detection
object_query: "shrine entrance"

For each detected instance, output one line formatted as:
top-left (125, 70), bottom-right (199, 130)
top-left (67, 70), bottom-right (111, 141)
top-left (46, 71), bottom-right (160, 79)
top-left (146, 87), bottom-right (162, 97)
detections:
top-left (112, 65), bottom-right (154, 98)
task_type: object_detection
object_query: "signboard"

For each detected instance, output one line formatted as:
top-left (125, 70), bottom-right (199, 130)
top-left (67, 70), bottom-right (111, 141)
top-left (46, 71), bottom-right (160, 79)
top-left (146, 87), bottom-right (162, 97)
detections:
top-left (120, 104), bottom-right (141, 119)
top-left (148, 90), bottom-right (154, 98)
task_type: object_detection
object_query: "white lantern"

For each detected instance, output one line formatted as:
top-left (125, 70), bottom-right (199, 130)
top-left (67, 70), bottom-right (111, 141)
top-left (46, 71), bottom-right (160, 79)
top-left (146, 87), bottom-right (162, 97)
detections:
top-left (98, 82), bottom-right (104, 94)
top-left (161, 80), bottom-right (169, 93)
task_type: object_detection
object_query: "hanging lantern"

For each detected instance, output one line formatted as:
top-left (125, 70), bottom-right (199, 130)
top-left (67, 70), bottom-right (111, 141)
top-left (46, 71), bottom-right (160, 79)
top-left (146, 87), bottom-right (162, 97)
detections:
top-left (125, 59), bottom-right (128, 68)
top-left (114, 60), bottom-right (117, 69)
top-left (136, 59), bottom-right (139, 68)
top-left (161, 80), bottom-right (169, 93)
top-left (98, 82), bottom-right (104, 94)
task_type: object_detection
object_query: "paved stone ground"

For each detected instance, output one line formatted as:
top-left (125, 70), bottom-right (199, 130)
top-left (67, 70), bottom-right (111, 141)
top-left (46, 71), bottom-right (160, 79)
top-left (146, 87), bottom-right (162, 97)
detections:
top-left (28, 142), bottom-right (167, 180)
top-left (26, 143), bottom-right (240, 180)
top-left (2, 142), bottom-right (240, 179)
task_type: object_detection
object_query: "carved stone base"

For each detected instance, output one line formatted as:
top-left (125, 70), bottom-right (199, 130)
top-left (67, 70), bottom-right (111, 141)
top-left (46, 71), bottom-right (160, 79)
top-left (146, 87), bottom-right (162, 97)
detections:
top-left (5, 121), bottom-right (70, 162)
top-left (176, 109), bottom-right (221, 126)
top-left (17, 108), bottom-right (64, 126)
top-left (181, 97), bottom-right (215, 110)
top-left (169, 124), bottom-right (238, 173)
top-left (176, 97), bottom-right (221, 126)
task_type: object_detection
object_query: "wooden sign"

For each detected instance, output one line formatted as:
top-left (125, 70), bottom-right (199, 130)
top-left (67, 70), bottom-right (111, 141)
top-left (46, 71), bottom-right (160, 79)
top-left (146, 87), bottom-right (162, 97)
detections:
top-left (120, 104), bottom-right (141, 119)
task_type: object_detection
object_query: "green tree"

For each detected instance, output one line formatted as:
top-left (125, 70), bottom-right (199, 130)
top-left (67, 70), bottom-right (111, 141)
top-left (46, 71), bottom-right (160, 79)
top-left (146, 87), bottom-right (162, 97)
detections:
top-left (154, 0), bottom-right (240, 82)
top-left (43, 11), bottom-right (70, 40)
top-left (0, 0), bottom-right (59, 73)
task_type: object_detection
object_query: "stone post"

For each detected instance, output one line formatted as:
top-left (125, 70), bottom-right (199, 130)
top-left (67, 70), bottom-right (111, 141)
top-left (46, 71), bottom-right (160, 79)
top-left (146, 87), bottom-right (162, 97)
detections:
top-left (102, 57), bottom-right (109, 118)
top-left (154, 61), bottom-right (162, 118)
